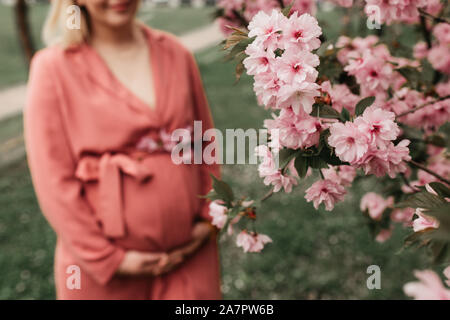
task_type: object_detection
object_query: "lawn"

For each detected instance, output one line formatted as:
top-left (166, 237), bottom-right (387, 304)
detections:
top-left (0, 3), bottom-right (215, 89)
top-left (0, 44), bottom-right (432, 300)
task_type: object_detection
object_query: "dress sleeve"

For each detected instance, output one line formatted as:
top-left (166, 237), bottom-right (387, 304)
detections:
top-left (186, 51), bottom-right (221, 222)
top-left (24, 51), bottom-right (125, 285)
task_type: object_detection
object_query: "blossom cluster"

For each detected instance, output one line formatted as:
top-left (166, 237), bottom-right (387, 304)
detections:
top-left (208, 199), bottom-right (273, 253)
top-left (212, 1), bottom-right (450, 299)
top-left (328, 106), bottom-right (411, 178)
top-left (415, 23), bottom-right (450, 75)
top-left (242, 9), bottom-right (324, 193)
top-left (364, 0), bottom-right (428, 25)
top-left (216, 0), bottom-right (316, 35)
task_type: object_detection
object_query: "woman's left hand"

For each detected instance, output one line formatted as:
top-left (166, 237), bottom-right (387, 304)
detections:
top-left (154, 221), bottom-right (216, 276)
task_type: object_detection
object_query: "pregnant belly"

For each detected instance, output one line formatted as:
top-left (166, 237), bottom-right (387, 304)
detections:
top-left (84, 154), bottom-right (202, 252)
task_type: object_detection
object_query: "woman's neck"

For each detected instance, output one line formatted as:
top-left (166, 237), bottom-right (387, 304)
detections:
top-left (90, 22), bottom-right (142, 49)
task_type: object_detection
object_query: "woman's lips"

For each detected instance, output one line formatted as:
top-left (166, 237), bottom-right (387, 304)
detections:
top-left (109, 1), bottom-right (131, 13)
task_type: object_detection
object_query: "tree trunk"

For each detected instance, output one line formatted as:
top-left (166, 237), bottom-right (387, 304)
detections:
top-left (15, 0), bottom-right (35, 68)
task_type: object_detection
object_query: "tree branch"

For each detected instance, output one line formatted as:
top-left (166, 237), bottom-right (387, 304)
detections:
top-left (419, 14), bottom-right (432, 49)
top-left (418, 8), bottom-right (450, 24)
top-left (232, 9), bottom-right (249, 28)
top-left (408, 160), bottom-right (450, 185)
top-left (396, 95), bottom-right (450, 119)
top-left (277, 0), bottom-right (286, 9)
top-left (261, 189), bottom-right (274, 202)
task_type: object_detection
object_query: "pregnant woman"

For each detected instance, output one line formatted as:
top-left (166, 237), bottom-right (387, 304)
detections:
top-left (24, 0), bottom-right (221, 299)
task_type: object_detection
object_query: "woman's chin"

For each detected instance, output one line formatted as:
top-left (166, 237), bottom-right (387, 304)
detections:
top-left (103, 15), bottom-right (136, 28)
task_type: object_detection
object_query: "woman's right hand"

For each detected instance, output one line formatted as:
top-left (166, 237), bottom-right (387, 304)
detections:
top-left (116, 250), bottom-right (168, 277)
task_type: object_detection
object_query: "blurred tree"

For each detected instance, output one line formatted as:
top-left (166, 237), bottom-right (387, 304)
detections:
top-left (15, 0), bottom-right (35, 67)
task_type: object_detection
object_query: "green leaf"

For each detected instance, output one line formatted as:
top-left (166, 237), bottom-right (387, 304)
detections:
top-left (355, 96), bottom-right (376, 116)
top-left (210, 174), bottom-right (234, 205)
top-left (308, 156), bottom-right (329, 169)
top-left (340, 108), bottom-right (351, 122)
top-left (310, 103), bottom-right (341, 119)
top-left (428, 182), bottom-right (450, 198)
top-left (395, 66), bottom-right (422, 90)
top-left (425, 134), bottom-right (447, 148)
top-left (278, 148), bottom-right (298, 170)
top-left (396, 191), bottom-right (447, 210)
top-left (294, 156), bottom-right (309, 178)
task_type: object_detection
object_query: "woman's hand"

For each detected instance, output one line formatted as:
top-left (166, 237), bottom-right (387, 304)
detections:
top-left (116, 222), bottom-right (216, 277)
top-left (155, 221), bottom-right (216, 275)
top-left (116, 250), bottom-right (167, 277)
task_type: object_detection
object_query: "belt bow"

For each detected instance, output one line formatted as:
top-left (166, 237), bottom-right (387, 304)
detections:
top-left (75, 152), bottom-right (153, 237)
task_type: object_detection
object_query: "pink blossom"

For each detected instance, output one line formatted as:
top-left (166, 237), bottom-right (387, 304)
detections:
top-left (428, 45), bottom-right (450, 75)
top-left (236, 230), bottom-right (272, 253)
top-left (322, 165), bottom-right (357, 187)
top-left (345, 49), bottom-right (394, 96)
top-left (253, 73), bottom-right (281, 108)
top-left (355, 106), bottom-right (400, 147)
top-left (264, 107), bottom-right (322, 150)
top-left (255, 145), bottom-right (298, 193)
top-left (305, 179), bottom-right (347, 211)
top-left (361, 140), bottom-right (411, 178)
top-left (445, 267), bottom-right (450, 287)
top-left (321, 81), bottom-right (360, 114)
top-left (276, 81), bottom-right (321, 114)
top-left (391, 207), bottom-right (415, 226)
top-left (413, 208), bottom-right (440, 232)
top-left (243, 42), bottom-right (275, 76)
top-left (364, 0), bottom-right (427, 25)
top-left (208, 200), bottom-right (228, 229)
top-left (328, 122), bottom-right (370, 164)
top-left (375, 228), bottom-right (393, 243)
top-left (413, 42), bottom-right (429, 60)
top-left (281, 12), bottom-right (322, 51)
top-left (404, 269), bottom-right (450, 300)
top-left (360, 192), bottom-right (393, 220)
top-left (276, 49), bottom-right (319, 85)
top-left (336, 35), bottom-right (379, 65)
top-left (248, 9), bottom-right (286, 50)
top-left (433, 23), bottom-right (450, 46)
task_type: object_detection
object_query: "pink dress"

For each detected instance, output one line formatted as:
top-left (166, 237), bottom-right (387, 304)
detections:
top-left (24, 26), bottom-right (221, 300)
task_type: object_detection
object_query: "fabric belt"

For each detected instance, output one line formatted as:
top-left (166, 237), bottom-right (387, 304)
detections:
top-left (75, 152), bottom-right (153, 238)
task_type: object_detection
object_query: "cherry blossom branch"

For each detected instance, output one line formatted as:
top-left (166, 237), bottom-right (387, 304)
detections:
top-left (400, 173), bottom-right (420, 193)
top-left (260, 189), bottom-right (274, 202)
top-left (232, 9), bottom-right (249, 28)
top-left (276, 0), bottom-right (285, 9)
top-left (408, 160), bottom-right (450, 185)
top-left (419, 14), bottom-right (432, 49)
top-left (418, 9), bottom-right (450, 24)
top-left (396, 95), bottom-right (450, 119)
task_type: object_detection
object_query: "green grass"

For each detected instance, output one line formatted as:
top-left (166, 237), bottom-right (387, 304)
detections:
top-left (0, 4), bottom-right (214, 89)
top-left (0, 114), bottom-right (23, 146)
top-left (0, 46), bottom-right (433, 300)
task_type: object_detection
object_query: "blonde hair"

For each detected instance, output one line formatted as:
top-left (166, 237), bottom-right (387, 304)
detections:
top-left (42, 0), bottom-right (90, 48)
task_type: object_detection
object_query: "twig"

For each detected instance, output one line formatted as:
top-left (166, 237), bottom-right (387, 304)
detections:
top-left (277, 0), bottom-right (286, 9)
top-left (396, 95), bottom-right (450, 119)
top-left (408, 160), bottom-right (450, 185)
top-left (261, 189), bottom-right (274, 202)
top-left (232, 9), bottom-right (249, 27)
top-left (419, 8), bottom-right (450, 24)
top-left (419, 14), bottom-right (432, 49)
top-left (400, 173), bottom-right (420, 193)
